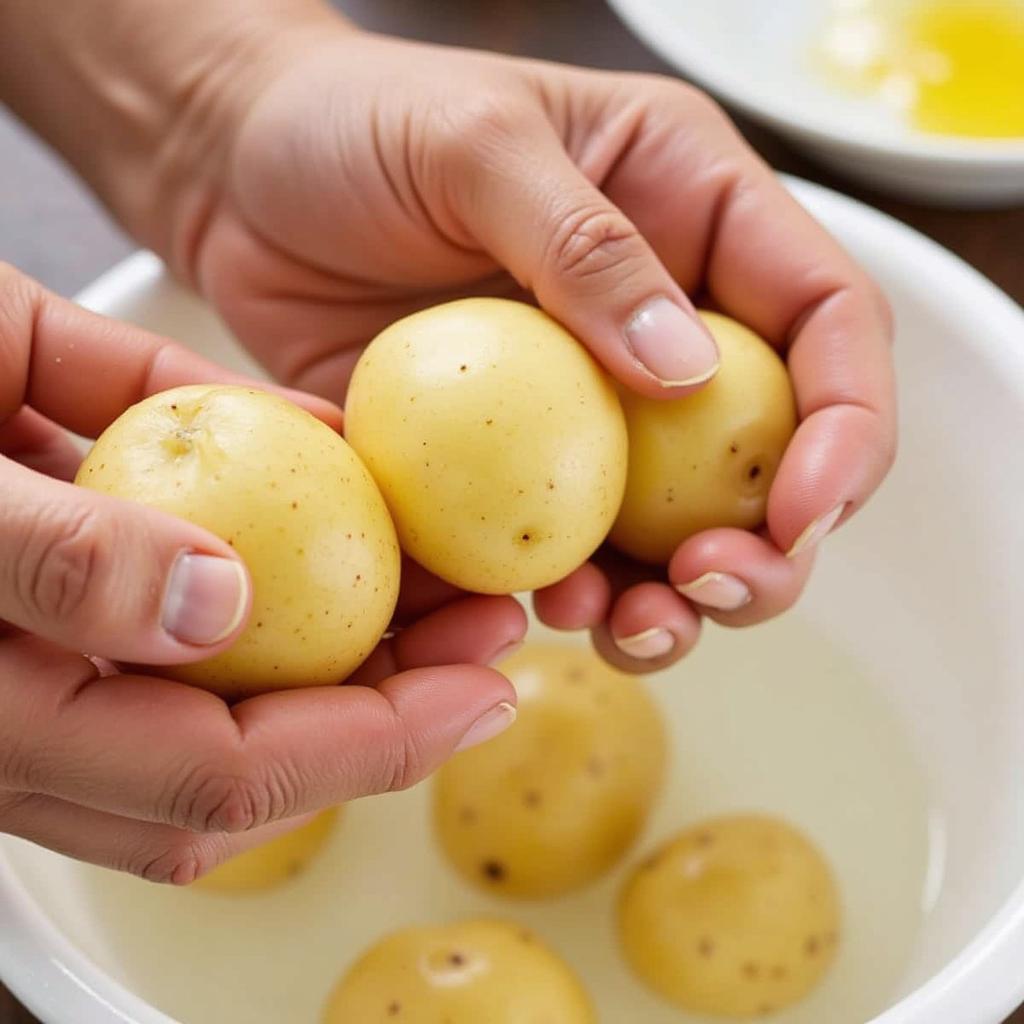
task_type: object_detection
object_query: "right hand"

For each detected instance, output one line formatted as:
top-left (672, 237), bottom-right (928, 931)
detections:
top-left (0, 263), bottom-right (523, 882)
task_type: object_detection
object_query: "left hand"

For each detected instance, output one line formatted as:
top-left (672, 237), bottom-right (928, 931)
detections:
top-left (149, 10), bottom-right (895, 673)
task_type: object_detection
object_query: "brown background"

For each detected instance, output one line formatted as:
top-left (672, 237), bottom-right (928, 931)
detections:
top-left (1, 0), bottom-right (1022, 1021)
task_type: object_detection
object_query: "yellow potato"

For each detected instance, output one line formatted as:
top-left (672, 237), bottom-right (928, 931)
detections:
top-left (76, 385), bottom-right (399, 697)
top-left (611, 312), bottom-right (797, 564)
top-left (434, 644), bottom-right (666, 898)
top-left (344, 298), bottom-right (627, 593)
top-left (194, 807), bottom-right (340, 893)
top-left (322, 919), bottom-right (595, 1023)
top-left (618, 814), bottom-right (841, 1017)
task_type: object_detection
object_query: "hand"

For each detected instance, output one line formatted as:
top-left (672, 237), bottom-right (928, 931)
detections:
top-left (161, 15), bottom-right (894, 672)
top-left (0, 263), bottom-right (522, 880)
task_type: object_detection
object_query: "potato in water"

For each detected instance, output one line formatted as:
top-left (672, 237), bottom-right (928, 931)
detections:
top-left (193, 808), bottom-right (340, 893)
top-left (611, 312), bottom-right (797, 564)
top-left (344, 298), bottom-right (627, 593)
top-left (434, 644), bottom-right (666, 898)
top-left (322, 919), bottom-right (595, 1023)
top-left (618, 814), bottom-right (841, 1017)
top-left (76, 385), bottom-right (399, 697)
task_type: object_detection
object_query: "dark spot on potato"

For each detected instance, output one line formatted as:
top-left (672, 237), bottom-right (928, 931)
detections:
top-left (286, 859), bottom-right (302, 877)
top-left (522, 789), bottom-right (542, 808)
top-left (697, 936), bottom-right (715, 958)
top-left (481, 859), bottom-right (507, 883)
top-left (771, 965), bottom-right (788, 981)
top-left (695, 831), bottom-right (715, 848)
top-left (742, 961), bottom-right (761, 980)
top-left (291, 501), bottom-right (298, 509)
top-left (256, 621), bottom-right (263, 629)
top-left (447, 951), bottom-right (466, 967)
top-left (459, 364), bottom-right (468, 373)
top-left (748, 463), bottom-right (762, 481)
top-left (758, 1004), bottom-right (774, 1016)
top-left (386, 1001), bottom-right (401, 1016)
top-left (485, 418), bottom-right (493, 426)
top-left (459, 806), bottom-right (477, 825)
top-left (520, 532), bottom-right (531, 542)
top-left (170, 404), bottom-right (178, 411)
top-left (586, 756), bottom-right (606, 778)
top-left (805, 936), bottom-right (821, 958)
top-left (518, 929), bottom-right (534, 944)
top-left (565, 667), bottom-right (585, 683)
top-left (730, 443), bottom-right (739, 454)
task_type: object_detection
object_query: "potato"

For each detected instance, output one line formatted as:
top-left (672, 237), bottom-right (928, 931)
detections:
top-left (434, 644), bottom-right (666, 898)
top-left (344, 298), bottom-right (627, 593)
top-left (76, 385), bottom-right (399, 697)
top-left (322, 919), bottom-right (595, 1023)
top-left (194, 808), bottom-right (340, 893)
top-left (610, 312), bottom-right (797, 564)
top-left (618, 814), bottom-right (841, 1017)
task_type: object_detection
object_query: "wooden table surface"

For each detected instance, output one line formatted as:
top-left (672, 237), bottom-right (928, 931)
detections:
top-left (1, 0), bottom-right (1022, 1021)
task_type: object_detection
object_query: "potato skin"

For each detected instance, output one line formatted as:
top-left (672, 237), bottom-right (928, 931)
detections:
top-left (611, 311), bottom-right (797, 564)
top-left (344, 298), bottom-right (627, 594)
top-left (433, 644), bottom-right (667, 898)
top-left (76, 385), bottom-right (399, 697)
top-left (322, 919), bottom-right (595, 1024)
top-left (193, 808), bottom-right (340, 893)
top-left (618, 815), bottom-right (841, 1017)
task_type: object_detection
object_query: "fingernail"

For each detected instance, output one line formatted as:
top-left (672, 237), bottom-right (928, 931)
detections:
top-left (787, 503), bottom-right (847, 559)
top-left (489, 640), bottom-right (524, 667)
top-left (624, 297), bottom-right (720, 387)
top-left (455, 702), bottom-right (517, 752)
top-left (676, 572), bottom-right (752, 611)
top-left (162, 553), bottom-right (249, 645)
top-left (614, 627), bottom-right (675, 660)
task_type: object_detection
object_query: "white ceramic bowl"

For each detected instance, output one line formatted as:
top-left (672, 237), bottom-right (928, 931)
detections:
top-left (607, 0), bottom-right (1024, 206)
top-left (2, 177), bottom-right (1024, 1023)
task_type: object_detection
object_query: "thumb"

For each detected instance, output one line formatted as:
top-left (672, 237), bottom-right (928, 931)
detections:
top-left (0, 459), bottom-right (250, 663)
top-left (449, 111), bottom-right (718, 397)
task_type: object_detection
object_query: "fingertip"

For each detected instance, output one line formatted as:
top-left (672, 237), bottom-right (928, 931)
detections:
top-left (533, 561), bottom-right (612, 630)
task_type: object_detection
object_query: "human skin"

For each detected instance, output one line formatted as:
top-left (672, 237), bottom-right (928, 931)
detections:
top-left (0, 0), bottom-right (894, 876)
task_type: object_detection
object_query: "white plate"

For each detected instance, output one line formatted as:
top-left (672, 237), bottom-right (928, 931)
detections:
top-left (606, 0), bottom-right (1024, 206)
top-left (2, 178), bottom-right (1024, 1024)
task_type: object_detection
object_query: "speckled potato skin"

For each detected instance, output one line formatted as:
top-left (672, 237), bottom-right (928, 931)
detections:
top-left (75, 385), bottom-right (399, 697)
top-left (344, 298), bottom-right (628, 594)
top-left (433, 644), bottom-right (667, 898)
top-left (322, 919), bottom-right (595, 1023)
top-left (618, 815), bottom-right (841, 1017)
top-left (194, 807), bottom-right (340, 893)
top-left (611, 312), bottom-right (797, 564)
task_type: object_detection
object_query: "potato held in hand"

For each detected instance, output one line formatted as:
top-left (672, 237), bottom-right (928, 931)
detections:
top-left (323, 919), bottom-right (595, 1023)
top-left (618, 814), bottom-right (841, 1017)
top-left (434, 644), bottom-right (666, 898)
top-left (194, 807), bottom-right (340, 893)
top-left (76, 385), bottom-right (399, 696)
top-left (611, 312), bottom-right (797, 564)
top-left (344, 298), bottom-right (627, 593)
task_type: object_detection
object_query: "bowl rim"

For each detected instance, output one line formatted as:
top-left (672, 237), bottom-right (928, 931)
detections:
top-left (606, 0), bottom-right (1024, 166)
top-left (2, 176), bottom-right (1024, 1024)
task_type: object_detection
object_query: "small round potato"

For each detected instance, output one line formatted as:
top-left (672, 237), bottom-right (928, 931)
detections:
top-left (618, 814), bottom-right (841, 1017)
top-left (322, 919), bottom-right (595, 1023)
top-left (434, 644), bottom-right (667, 898)
top-left (76, 385), bottom-right (400, 697)
top-left (344, 298), bottom-right (627, 593)
top-left (610, 312), bottom-right (797, 564)
top-left (194, 808), bottom-right (340, 893)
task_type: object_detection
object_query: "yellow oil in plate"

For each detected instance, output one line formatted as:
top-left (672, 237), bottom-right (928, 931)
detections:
top-left (30, 614), bottom-right (933, 1024)
top-left (817, 0), bottom-right (1024, 138)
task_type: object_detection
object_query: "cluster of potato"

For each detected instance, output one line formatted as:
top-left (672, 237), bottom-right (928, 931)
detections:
top-left (76, 299), bottom-right (828, 1018)
top-left (76, 298), bottom-right (795, 697)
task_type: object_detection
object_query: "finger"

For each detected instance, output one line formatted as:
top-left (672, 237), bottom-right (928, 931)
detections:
top-left (0, 262), bottom-right (343, 436)
top-left (669, 528), bottom-right (815, 626)
top-left (391, 555), bottom-right (467, 626)
top-left (0, 406), bottom-right (82, 480)
top-left (445, 105), bottom-right (719, 398)
top-left (533, 561), bottom-right (612, 630)
top-left (1, 634), bottom-right (516, 833)
top-left (593, 580), bottom-right (701, 674)
top-left (349, 593), bottom-right (528, 685)
top-left (0, 459), bottom-right (251, 662)
top-left (596, 83), bottom-right (895, 542)
top-left (0, 790), bottom-right (314, 885)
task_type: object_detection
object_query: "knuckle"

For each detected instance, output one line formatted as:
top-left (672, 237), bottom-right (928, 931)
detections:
top-left (169, 764), bottom-right (274, 834)
top-left (636, 73), bottom-right (726, 119)
top-left (433, 94), bottom-right (531, 164)
top-left (381, 729), bottom-right (425, 794)
top-left (15, 504), bottom-right (105, 627)
top-left (547, 204), bottom-right (643, 283)
top-left (134, 836), bottom-right (216, 886)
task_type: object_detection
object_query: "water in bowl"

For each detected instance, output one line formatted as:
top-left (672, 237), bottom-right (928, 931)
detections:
top-left (68, 613), bottom-right (934, 1024)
